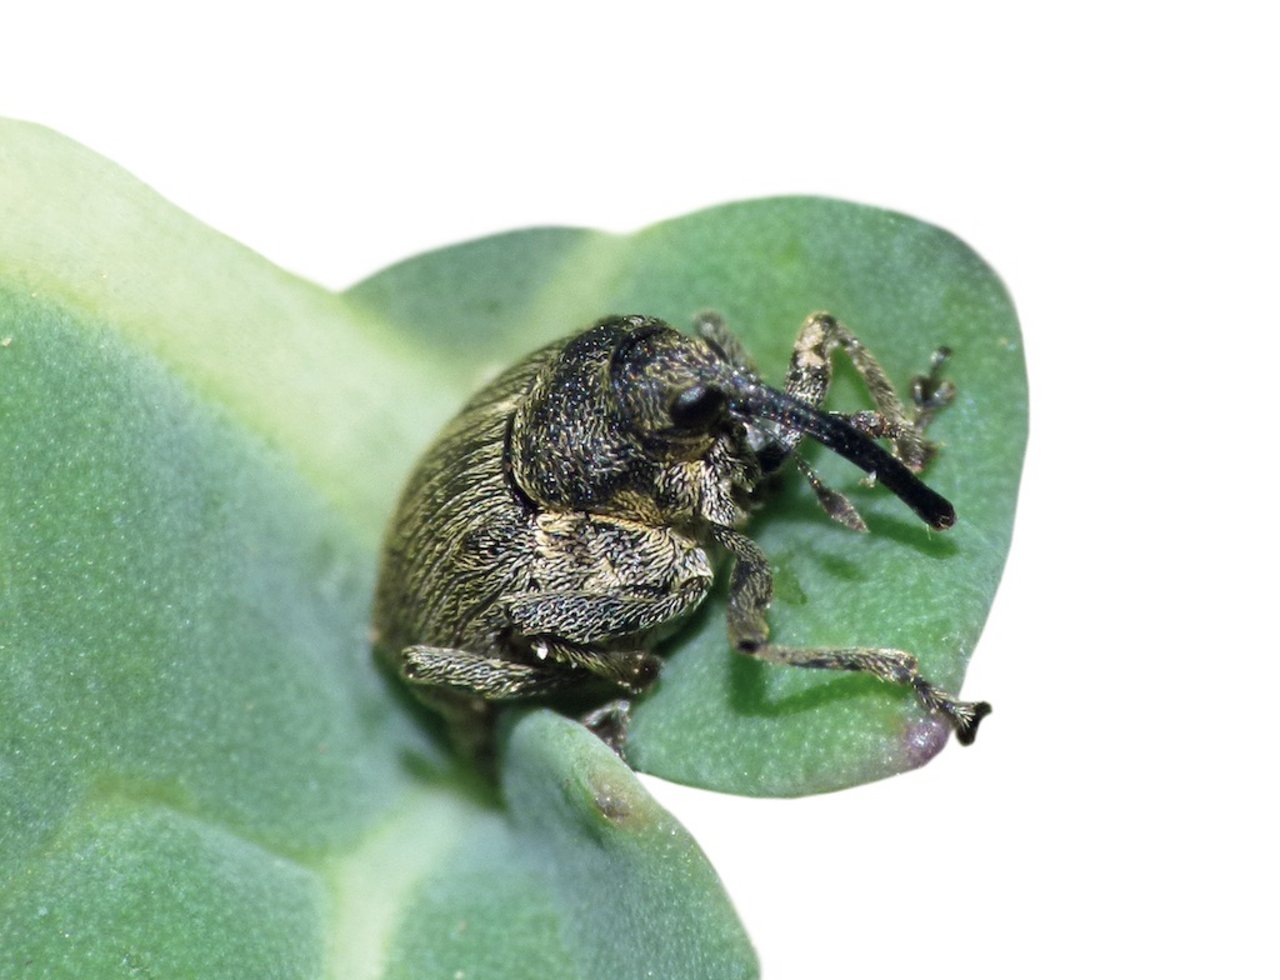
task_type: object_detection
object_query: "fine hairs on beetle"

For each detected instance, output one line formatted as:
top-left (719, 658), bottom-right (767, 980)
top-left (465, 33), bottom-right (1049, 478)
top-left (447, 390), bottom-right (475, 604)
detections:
top-left (373, 311), bottom-right (990, 766)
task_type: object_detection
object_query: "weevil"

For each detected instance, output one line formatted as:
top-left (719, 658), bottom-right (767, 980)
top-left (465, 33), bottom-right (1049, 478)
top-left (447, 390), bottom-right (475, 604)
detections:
top-left (373, 312), bottom-right (990, 764)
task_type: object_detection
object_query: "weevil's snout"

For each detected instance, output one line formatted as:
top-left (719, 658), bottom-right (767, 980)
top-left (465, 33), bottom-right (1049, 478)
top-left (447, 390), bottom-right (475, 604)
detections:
top-left (730, 383), bottom-right (956, 531)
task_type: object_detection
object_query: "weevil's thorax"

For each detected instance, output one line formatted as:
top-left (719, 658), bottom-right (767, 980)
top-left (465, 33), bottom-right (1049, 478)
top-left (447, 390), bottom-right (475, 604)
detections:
top-left (509, 316), bottom-right (761, 528)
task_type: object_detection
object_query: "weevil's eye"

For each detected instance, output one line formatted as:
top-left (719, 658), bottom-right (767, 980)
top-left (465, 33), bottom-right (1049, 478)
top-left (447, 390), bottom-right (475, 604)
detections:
top-left (668, 384), bottom-right (727, 431)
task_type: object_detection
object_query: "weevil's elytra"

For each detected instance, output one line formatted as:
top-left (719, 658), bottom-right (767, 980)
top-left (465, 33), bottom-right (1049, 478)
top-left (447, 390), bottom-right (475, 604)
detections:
top-left (373, 312), bottom-right (989, 766)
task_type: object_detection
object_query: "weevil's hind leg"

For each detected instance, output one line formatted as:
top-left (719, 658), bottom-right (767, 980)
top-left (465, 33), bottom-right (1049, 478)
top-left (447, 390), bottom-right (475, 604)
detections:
top-left (752, 645), bottom-right (990, 744)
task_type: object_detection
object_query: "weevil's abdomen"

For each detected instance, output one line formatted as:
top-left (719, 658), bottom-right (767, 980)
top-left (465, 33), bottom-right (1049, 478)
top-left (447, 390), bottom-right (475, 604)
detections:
top-left (373, 337), bottom-right (572, 658)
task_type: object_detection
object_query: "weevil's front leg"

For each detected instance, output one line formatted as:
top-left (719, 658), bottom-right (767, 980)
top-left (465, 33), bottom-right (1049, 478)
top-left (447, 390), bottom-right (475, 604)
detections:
top-left (751, 645), bottom-right (990, 745)
top-left (694, 309), bottom-right (934, 470)
top-left (785, 313), bottom-right (952, 473)
top-left (713, 524), bottom-right (988, 744)
top-left (694, 310), bottom-right (758, 373)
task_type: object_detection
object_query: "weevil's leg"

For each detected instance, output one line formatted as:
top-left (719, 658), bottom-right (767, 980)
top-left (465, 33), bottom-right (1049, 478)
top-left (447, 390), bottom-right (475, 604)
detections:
top-left (693, 310), bottom-right (757, 373)
top-left (789, 409), bottom-right (918, 525)
top-left (837, 410), bottom-right (911, 443)
top-left (909, 346), bottom-right (957, 451)
top-left (749, 644), bottom-right (991, 745)
top-left (536, 640), bottom-right (662, 694)
top-left (399, 645), bottom-right (572, 699)
top-left (500, 582), bottom-right (706, 691)
top-left (786, 313), bottom-right (951, 473)
top-left (397, 645), bottom-right (577, 770)
top-left (712, 525), bottom-right (987, 743)
top-left (507, 515), bottom-right (712, 691)
top-left (794, 456), bottom-right (868, 532)
top-left (710, 526), bottom-right (774, 651)
top-left (502, 580), bottom-right (711, 649)
top-left (580, 697), bottom-right (635, 756)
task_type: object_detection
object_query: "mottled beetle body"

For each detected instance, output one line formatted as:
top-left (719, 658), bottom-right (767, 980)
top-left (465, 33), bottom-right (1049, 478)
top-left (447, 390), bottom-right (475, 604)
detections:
top-left (374, 313), bottom-right (988, 763)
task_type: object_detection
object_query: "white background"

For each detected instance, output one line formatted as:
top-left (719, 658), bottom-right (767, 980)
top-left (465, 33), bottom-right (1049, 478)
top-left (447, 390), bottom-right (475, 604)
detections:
top-left (5, 2), bottom-right (1276, 977)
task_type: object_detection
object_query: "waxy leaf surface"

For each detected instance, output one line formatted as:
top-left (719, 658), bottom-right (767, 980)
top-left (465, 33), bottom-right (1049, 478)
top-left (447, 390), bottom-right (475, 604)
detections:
top-left (1, 117), bottom-right (1024, 976)
top-left (0, 121), bottom-right (754, 979)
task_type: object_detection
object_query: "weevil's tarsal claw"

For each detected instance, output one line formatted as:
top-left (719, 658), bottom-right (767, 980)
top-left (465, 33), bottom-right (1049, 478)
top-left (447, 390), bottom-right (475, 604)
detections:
top-left (731, 383), bottom-right (956, 530)
top-left (951, 699), bottom-right (992, 746)
top-left (911, 346), bottom-right (956, 413)
top-left (914, 676), bottom-right (991, 745)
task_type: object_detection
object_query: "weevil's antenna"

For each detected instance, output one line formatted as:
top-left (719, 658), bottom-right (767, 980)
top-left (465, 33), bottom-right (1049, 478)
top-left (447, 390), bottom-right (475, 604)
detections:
top-left (732, 384), bottom-right (956, 530)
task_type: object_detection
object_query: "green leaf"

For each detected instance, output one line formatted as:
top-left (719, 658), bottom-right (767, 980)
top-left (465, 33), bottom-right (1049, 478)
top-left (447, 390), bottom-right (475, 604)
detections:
top-left (0, 120), bottom-right (753, 979)
top-left (349, 200), bottom-right (1027, 795)
top-left (1, 114), bottom-right (1024, 975)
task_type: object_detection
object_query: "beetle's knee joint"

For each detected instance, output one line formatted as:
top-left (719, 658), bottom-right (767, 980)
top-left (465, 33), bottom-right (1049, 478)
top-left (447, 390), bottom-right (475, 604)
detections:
top-left (625, 653), bottom-right (663, 692)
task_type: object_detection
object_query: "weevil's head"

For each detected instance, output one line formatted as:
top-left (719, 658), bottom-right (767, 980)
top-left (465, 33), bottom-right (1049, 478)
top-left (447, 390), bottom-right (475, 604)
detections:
top-left (510, 315), bottom-right (954, 530)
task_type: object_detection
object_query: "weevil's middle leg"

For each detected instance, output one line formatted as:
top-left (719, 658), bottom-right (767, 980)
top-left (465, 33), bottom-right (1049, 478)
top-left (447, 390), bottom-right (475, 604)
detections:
top-left (710, 526), bottom-right (773, 651)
